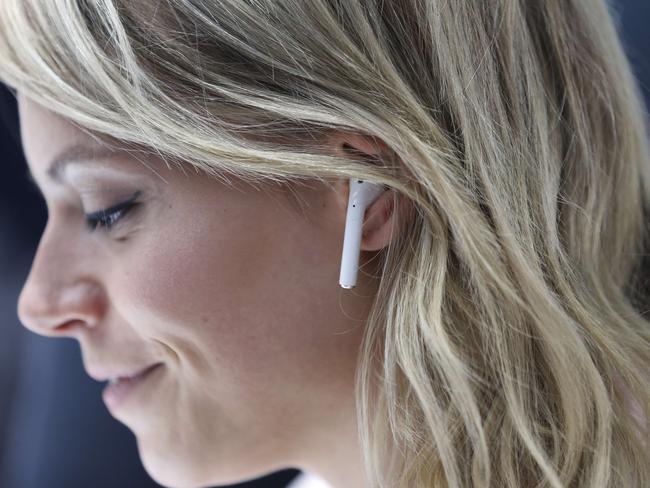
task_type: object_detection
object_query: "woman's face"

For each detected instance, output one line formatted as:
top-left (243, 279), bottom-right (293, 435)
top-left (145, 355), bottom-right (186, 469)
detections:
top-left (15, 94), bottom-right (382, 487)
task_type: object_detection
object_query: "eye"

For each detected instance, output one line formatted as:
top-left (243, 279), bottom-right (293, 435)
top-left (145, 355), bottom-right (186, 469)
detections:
top-left (85, 191), bottom-right (142, 233)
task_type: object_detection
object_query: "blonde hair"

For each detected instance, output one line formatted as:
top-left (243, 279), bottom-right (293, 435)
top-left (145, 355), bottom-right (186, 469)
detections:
top-left (1, 1), bottom-right (649, 486)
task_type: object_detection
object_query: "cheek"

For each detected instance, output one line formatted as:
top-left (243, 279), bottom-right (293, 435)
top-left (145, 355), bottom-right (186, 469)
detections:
top-left (117, 205), bottom-right (329, 390)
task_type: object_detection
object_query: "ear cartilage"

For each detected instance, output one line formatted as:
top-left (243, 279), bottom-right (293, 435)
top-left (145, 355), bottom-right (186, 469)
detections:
top-left (339, 178), bottom-right (387, 289)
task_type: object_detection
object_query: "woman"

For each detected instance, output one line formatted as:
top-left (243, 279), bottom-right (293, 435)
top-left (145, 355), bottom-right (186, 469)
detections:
top-left (1, 1), bottom-right (648, 487)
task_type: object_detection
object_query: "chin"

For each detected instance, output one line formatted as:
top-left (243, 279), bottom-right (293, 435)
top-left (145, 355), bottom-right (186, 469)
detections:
top-left (134, 432), bottom-right (278, 488)
top-left (137, 439), bottom-right (213, 488)
top-left (136, 440), bottom-right (256, 488)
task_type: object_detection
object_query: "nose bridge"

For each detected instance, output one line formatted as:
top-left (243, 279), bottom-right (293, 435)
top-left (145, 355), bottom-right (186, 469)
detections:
top-left (17, 217), bottom-right (102, 334)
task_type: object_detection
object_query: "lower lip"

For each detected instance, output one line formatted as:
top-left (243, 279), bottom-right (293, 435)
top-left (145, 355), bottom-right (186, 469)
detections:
top-left (102, 363), bottom-right (163, 412)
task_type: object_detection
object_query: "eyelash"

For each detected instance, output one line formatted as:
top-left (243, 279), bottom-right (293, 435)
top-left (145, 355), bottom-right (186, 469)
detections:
top-left (85, 191), bottom-right (142, 233)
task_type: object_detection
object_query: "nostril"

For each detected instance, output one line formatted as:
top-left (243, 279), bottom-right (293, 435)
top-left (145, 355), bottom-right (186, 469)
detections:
top-left (48, 318), bottom-right (93, 336)
top-left (54, 319), bottom-right (80, 333)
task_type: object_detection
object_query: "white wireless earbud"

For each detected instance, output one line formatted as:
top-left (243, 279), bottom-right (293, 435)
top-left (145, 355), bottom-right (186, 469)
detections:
top-left (339, 178), bottom-right (387, 289)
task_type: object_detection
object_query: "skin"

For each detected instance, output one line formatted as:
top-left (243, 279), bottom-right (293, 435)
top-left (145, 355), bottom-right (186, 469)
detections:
top-left (15, 93), bottom-right (408, 488)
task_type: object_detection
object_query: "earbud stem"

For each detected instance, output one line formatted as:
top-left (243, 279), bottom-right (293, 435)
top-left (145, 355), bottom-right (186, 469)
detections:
top-left (339, 178), bottom-right (386, 289)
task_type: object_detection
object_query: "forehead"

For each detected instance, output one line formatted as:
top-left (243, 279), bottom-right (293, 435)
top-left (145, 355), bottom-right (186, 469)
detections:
top-left (16, 94), bottom-right (167, 183)
top-left (14, 93), bottom-right (302, 197)
top-left (17, 94), bottom-right (98, 168)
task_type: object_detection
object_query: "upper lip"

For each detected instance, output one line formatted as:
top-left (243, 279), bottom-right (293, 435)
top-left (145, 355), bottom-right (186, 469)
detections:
top-left (86, 362), bottom-right (163, 382)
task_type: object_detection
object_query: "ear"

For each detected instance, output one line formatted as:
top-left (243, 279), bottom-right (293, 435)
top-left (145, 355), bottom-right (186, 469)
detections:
top-left (326, 131), bottom-right (413, 252)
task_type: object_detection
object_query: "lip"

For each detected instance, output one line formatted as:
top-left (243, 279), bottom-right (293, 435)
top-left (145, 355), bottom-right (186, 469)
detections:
top-left (86, 362), bottom-right (163, 382)
top-left (102, 362), bottom-right (164, 412)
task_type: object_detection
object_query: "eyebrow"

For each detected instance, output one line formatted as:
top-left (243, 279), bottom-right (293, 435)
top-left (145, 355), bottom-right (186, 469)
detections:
top-left (26, 143), bottom-right (123, 187)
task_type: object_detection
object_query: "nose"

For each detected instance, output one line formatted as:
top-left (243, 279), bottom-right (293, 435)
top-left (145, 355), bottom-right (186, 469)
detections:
top-left (16, 223), bottom-right (105, 338)
top-left (17, 277), bottom-right (103, 337)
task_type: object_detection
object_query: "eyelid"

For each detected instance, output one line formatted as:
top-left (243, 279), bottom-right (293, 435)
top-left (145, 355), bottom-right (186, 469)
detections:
top-left (86, 190), bottom-right (142, 217)
top-left (85, 191), bottom-right (143, 233)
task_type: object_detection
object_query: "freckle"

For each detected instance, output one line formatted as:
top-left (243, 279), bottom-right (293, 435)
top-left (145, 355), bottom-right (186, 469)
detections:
top-left (202, 315), bottom-right (209, 324)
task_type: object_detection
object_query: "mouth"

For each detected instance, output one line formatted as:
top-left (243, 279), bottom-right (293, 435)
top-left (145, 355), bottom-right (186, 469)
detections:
top-left (102, 362), bottom-right (164, 412)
